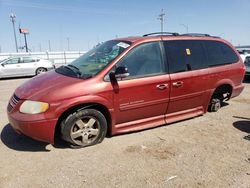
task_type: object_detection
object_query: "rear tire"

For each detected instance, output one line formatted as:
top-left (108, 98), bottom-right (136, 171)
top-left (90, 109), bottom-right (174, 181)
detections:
top-left (61, 109), bottom-right (107, 147)
top-left (208, 98), bottom-right (221, 112)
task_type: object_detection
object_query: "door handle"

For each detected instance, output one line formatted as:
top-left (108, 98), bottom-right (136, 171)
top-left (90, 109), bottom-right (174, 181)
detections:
top-left (156, 84), bottom-right (168, 90)
top-left (172, 81), bottom-right (183, 88)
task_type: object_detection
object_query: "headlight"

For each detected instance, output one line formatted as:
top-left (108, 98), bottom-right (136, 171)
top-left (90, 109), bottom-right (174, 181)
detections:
top-left (19, 100), bottom-right (49, 114)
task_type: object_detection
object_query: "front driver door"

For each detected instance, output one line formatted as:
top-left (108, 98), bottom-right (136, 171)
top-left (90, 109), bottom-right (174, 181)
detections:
top-left (111, 41), bottom-right (170, 133)
top-left (19, 57), bottom-right (38, 75)
top-left (1, 57), bottom-right (21, 77)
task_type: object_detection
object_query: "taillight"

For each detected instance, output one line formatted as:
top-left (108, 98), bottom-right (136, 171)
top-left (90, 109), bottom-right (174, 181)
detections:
top-left (241, 64), bottom-right (246, 76)
top-left (240, 64), bottom-right (246, 83)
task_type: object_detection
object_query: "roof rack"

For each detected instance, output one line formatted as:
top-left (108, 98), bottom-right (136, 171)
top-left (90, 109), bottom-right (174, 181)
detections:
top-left (181, 33), bottom-right (220, 38)
top-left (143, 32), bottom-right (179, 37)
top-left (181, 33), bottom-right (210, 37)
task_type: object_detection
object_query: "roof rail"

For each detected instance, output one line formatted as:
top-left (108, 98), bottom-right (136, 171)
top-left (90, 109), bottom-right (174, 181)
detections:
top-left (181, 33), bottom-right (221, 38)
top-left (143, 32), bottom-right (179, 37)
top-left (181, 33), bottom-right (211, 37)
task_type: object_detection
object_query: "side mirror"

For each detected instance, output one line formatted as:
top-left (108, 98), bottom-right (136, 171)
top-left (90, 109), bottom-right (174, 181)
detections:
top-left (1, 63), bottom-right (5, 67)
top-left (114, 66), bottom-right (130, 79)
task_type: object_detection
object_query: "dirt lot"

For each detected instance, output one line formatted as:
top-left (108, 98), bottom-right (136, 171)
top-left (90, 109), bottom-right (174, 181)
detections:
top-left (0, 77), bottom-right (249, 188)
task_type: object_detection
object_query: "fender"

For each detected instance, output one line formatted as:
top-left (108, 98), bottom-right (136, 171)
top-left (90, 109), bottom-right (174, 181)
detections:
top-left (203, 78), bottom-right (234, 112)
top-left (53, 94), bottom-right (115, 123)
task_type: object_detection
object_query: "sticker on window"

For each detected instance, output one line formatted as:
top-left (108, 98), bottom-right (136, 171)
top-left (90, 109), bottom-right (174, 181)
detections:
top-left (186, 48), bottom-right (191, 55)
top-left (117, 42), bottom-right (130, 49)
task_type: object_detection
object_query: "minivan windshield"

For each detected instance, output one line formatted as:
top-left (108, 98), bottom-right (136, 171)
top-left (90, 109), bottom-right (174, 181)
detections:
top-left (56, 40), bottom-right (131, 79)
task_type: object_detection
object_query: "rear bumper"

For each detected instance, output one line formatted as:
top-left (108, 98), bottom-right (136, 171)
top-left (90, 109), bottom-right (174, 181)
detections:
top-left (231, 84), bottom-right (244, 98)
top-left (47, 66), bottom-right (55, 71)
top-left (8, 113), bottom-right (57, 144)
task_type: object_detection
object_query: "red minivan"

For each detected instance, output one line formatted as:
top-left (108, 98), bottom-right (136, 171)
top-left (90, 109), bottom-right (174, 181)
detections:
top-left (7, 33), bottom-right (245, 147)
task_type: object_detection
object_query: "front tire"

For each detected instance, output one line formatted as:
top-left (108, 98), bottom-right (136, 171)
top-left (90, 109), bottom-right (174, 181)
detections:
top-left (36, 67), bottom-right (47, 75)
top-left (61, 109), bottom-right (107, 147)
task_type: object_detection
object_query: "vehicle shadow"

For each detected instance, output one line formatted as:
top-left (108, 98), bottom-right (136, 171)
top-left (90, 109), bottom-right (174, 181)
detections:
top-left (0, 124), bottom-right (50, 152)
top-left (0, 76), bottom-right (32, 81)
top-left (1, 124), bottom-right (70, 151)
top-left (232, 116), bottom-right (250, 141)
top-left (221, 101), bottom-right (229, 107)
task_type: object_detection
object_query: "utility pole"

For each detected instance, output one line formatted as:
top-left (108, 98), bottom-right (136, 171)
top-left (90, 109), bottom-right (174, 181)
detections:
top-left (10, 12), bottom-right (18, 52)
top-left (19, 28), bottom-right (29, 52)
top-left (39, 43), bottom-right (42, 51)
top-left (18, 22), bottom-right (22, 50)
top-left (67, 37), bottom-right (70, 51)
top-left (48, 40), bottom-right (51, 51)
top-left (158, 9), bottom-right (165, 33)
top-left (24, 33), bottom-right (28, 52)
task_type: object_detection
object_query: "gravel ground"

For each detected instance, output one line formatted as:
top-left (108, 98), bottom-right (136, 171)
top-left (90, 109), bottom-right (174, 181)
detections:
top-left (0, 77), bottom-right (249, 188)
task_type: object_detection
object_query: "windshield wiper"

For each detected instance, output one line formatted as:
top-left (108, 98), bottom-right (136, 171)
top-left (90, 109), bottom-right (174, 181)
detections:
top-left (64, 65), bottom-right (82, 77)
top-left (63, 65), bottom-right (93, 79)
top-left (62, 65), bottom-right (81, 77)
top-left (67, 64), bottom-right (82, 75)
top-left (82, 74), bottom-right (93, 79)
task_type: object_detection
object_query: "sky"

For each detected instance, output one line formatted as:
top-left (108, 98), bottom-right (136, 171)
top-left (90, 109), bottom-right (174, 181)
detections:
top-left (0, 0), bottom-right (250, 52)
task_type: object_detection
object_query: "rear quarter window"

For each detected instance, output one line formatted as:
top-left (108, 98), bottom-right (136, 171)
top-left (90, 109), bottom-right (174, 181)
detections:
top-left (204, 41), bottom-right (239, 67)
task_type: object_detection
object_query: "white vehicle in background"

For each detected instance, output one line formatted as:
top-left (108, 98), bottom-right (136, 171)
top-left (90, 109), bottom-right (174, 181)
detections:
top-left (0, 56), bottom-right (55, 78)
top-left (244, 55), bottom-right (250, 76)
top-left (240, 53), bottom-right (249, 63)
top-left (238, 52), bottom-right (250, 77)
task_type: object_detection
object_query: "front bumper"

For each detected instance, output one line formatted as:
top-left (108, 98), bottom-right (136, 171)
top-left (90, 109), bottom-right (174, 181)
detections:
top-left (8, 114), bottom-right (57, 144)
top-left (47, 66), bottom-right (55, 71)
top-left (7, 96), bottom-right (58, 144)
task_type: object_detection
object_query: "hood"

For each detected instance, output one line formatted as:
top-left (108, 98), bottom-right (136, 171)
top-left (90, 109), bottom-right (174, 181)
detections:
top-left (15, 70), bottom-right (94, 102)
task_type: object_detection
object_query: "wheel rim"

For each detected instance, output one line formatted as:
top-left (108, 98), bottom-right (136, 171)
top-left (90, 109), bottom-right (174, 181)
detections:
top-left (212, 99), bottom-right (221, 112)
top-left (37, 68), bottom-right (46, 74)
top-left (70, 116), bottom-right (100, 146)
top-left (214, 102), bottom-right (220, 111)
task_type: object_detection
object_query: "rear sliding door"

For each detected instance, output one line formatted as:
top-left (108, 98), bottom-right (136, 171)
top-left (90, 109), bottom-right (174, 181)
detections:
top-left (163, 40), bottom-right (210, 123)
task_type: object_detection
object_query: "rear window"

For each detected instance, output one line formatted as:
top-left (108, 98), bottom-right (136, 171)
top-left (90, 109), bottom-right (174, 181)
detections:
top-left (204, 41), bottom-right (239, 67)
top-left (164, 40), bottom-right (207, 73)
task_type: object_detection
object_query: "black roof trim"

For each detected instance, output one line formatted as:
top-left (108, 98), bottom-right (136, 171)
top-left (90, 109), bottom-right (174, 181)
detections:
top-left (143, 32), bottom-right (179, 37)
top-left (181, 33), bottom-right (220, 38)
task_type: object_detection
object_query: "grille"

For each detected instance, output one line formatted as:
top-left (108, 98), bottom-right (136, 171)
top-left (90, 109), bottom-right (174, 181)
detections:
top-left (7, 94), bottom-right (20, 112)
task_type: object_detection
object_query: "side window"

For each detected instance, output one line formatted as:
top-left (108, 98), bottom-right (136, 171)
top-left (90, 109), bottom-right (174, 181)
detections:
top-left (5, 58), bottom-right (20, 64)
top-left (204, 41), bottom-right (239, 66)
top-left (164, 40), bottom-right (207, 73)
top-left (22, 57), bottom-right (34, 63)
top-left (116, 42), bottom-right (164, 79)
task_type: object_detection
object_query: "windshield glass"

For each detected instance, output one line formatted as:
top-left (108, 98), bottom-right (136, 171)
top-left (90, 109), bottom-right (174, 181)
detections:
top-left (55, 40), bottom-right (131, 79)
top-left (0, 58), bottom-right (8, 63)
